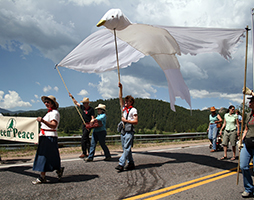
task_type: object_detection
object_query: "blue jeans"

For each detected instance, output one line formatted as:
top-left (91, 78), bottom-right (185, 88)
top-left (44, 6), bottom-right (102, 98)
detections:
top-left (119, 132), bottom-right (134, 166)
top-left (88, 130), bottom-right (110, 159)
top-left (208, 124), bottom-right (218, 150)
top-left (240, 143), bottom-right (254, 193)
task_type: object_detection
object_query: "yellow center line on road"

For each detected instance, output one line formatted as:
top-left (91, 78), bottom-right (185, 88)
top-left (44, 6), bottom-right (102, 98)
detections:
top-left (124, 167), bottom-right (238, 200)
top-left (144, 170), bottom-right (237, 200)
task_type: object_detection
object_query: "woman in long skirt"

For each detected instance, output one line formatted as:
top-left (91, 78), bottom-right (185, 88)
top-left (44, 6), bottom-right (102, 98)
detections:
top-left (32, 95), bottom-right (64, 184)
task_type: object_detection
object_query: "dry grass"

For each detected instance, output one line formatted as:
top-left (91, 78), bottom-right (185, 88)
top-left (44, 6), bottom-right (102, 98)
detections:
top-left (0, 139), bottom-right (209, 159)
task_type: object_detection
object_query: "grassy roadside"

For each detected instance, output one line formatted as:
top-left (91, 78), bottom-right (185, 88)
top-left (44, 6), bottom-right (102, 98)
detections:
top-left (0, 139), bottom-right (209, 160)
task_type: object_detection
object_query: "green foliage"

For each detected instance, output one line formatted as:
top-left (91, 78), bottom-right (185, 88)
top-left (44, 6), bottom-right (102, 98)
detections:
top-left (12, 98), bottom-right (211, 134)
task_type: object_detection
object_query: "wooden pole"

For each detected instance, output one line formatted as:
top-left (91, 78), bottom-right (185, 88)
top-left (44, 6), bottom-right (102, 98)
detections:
top-left (114, 29), bottom-right (124, 117)
top-left (237, 26), bottom-right (249, 185)
top-left (56, 65), bottom-right (86, 125)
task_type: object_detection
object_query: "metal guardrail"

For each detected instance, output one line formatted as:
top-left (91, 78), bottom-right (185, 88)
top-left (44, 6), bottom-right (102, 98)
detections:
top-left (0, 132), bottom-right (207, 148)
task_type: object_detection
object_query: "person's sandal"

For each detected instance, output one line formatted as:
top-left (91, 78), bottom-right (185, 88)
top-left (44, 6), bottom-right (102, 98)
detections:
top-left (220, 156), bottom-right (227, 160)
top-left (230, 157), bottom-right (236, 161)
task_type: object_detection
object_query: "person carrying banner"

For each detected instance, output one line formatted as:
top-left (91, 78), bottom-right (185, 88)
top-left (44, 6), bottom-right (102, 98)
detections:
top-left (115, 83), bottom-right (138, 172)
top-left (69, 93), bottom-right (95, 158)
top-left (32, 95), bottom-right (64, 184)
top-left (85, 103), bottom-right (111, 162)
top-left (239, 95), bottom-right (254, 198)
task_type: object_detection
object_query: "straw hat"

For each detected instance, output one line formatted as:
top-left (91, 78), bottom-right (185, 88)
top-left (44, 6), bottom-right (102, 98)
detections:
top-left (210, 106), bottom-right (216, 112)
top-left (95, 104), bottom-right (106, 111)
top-left (41, 95), bottom-right (59, 108)
top-left (80, 97), bottom-right (90, 103)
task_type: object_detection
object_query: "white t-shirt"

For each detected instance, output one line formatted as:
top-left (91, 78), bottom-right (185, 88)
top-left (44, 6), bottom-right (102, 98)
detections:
top-left (123, 107), bottom-right (137, 121)
top-left (40, 110), bottom-right (60, 137)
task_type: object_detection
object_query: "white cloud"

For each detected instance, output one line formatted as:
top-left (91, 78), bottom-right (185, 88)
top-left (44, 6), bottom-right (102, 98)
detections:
top-left (97, 71), bottom-right (157, 99)
top-left (201, 107), bottom-right (208, 111)
top-left (43, 85), bottom-right (58, 93)
top-left (78, 89), bottom-right (89, 96)
top-left (0, 0), bottom-right (79, 62)
top-left (0, 91), bottom-right (4, 101)
top-left (181, 61), bottom-right (208, 80)
top-left (31, 95), bottom-right (40, 104)
top-left (54, 86), bottom-right (59, 92)
top-left (135, 0), bottom-right (251, 28)
top-left (190, 89), bottom-right (245, 105)
top-left (69, 0), bottom-right (109, 6)
top-left (43, 85), bottom-right (52, 93)
top-left (88, 82), bottom-right (96, 87)
top-left (19, 43), bottom-right (32, 55)
top-left (0, 90), bottom-right (31, 109)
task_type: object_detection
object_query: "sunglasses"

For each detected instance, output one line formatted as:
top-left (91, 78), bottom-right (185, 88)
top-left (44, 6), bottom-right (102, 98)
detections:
top-left (44, 101), bottom-right (50, 104)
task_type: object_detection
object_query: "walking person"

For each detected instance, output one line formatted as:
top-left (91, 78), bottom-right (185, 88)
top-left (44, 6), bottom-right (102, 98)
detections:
top-left (115, 82), bottom-right (138, 172)
top-left (207, 106), bottom-right (222, 152)
top-left (85, 104), bottom-right (111, 161)
top-left (69, 93), bottom-right (95, 158)
top-left (32, 95), bottom-right (64, 184)
top-left (239, 95), bottom-right (254, 198)
top-left (219, 105), bottom-right (239, 160)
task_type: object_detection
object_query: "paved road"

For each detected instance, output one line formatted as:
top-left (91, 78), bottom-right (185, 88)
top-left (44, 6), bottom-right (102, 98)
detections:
top-left (0, 142), bottom-right (248, 199)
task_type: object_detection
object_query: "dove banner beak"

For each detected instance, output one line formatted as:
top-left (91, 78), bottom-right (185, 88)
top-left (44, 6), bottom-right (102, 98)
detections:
top-left (97, 19), bottom-right (106, 27)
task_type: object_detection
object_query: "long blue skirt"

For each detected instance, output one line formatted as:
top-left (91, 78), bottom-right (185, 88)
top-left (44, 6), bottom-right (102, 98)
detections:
top-left (33, 136), bottom-right (61, 172)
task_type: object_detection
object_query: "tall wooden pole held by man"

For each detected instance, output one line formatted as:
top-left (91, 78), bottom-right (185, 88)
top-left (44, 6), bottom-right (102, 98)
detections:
top-left (237, 26), bottom-right (250, 185)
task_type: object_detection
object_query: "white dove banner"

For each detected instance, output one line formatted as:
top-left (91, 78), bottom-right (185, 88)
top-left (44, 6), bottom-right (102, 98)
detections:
top-left (0, 116), bottom-right (39, 143)
top-left (57, 9), bottom-right (245, 111)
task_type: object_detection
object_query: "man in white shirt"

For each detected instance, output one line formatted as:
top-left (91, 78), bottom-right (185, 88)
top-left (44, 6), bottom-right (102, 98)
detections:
top-left (115, 83), bottom-right (138, 172)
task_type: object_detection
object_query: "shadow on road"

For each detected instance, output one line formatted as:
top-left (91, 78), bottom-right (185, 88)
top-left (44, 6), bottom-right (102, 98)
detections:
top-left (1, 166), bottom-right (99, 183)
top-left (135, 151), bottom-right (238, 171)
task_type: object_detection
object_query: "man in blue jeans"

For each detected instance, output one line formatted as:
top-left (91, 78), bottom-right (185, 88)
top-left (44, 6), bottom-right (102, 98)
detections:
top-left (115, 82), bottom-right (138, 172)
top-left (240, 95), bottom-right (254, 198)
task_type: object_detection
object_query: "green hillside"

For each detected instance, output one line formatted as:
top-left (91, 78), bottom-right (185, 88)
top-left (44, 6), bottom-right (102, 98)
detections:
top-left (5, 98), bottom-right (225, 134)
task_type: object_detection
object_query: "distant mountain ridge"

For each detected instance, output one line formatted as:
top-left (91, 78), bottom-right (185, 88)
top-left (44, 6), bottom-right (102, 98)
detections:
top-left (0, 108), bottom-right (13, 114)
top-left (0, 108), bottom-right (26, 114)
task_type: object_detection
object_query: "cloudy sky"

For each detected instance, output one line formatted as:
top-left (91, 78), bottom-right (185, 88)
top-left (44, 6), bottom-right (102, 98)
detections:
top-left (0, 0), bottom-right (254, 112)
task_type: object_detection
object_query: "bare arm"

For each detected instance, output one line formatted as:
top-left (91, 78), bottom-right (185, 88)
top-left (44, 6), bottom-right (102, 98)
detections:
top-left (122, 114), bottom-right (138, 125)
top-left (90, 115), bottom-right (95, 122)
top-left (69, 93), bottom-right (81, 107)
top-left (236, 118), bottom-right (240, 136)
top-left (242, 124), bottom-right (248, 141)
top-left (216, 114), bottom-right (223, 123)
top-left (118, 82), bottom-right (124, 111)
top-left (219, 119), bottom-right (226, 135)
top-left (37, 117), bottom-right (58, 129)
